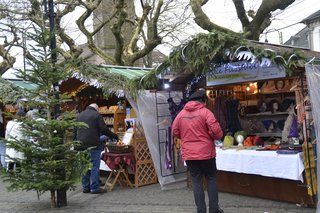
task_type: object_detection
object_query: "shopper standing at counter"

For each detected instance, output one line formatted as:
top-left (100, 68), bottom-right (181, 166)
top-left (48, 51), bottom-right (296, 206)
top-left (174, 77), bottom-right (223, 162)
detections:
top-left (76, 103), bottom-right (118, 194)
top-left (172, 90), bottom-right (224, 213)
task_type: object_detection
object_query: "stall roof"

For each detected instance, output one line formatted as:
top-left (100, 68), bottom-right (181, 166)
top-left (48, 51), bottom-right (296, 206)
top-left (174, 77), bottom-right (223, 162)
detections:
top-left (71, 65), bottom-right (152, 88)
top-left (6, 79), bottom-right (38, 90)
top-left (67, 65), bottom-right (155, 98)
top-left (0, 78), bottom-right (34, 104)
top-left (99, 65), bottom-right (151, 79)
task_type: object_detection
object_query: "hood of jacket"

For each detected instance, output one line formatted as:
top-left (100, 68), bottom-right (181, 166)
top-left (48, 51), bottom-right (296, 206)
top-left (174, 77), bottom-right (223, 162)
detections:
top-left (184, 101), bottom-right (205, 112)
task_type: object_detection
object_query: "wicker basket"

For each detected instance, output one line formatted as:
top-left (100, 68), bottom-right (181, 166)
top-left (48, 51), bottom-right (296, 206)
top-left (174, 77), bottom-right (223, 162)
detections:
top-left (106, 144), bottom-right (133, 154)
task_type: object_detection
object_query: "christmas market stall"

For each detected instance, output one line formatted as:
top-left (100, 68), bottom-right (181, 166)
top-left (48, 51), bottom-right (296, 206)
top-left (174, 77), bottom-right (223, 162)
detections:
top-left (149, 31), bottom-right (320, 206)
top-left (59, 65), bottom-right (158, 188)
top-left (0, 78), bottom-right (36, 168)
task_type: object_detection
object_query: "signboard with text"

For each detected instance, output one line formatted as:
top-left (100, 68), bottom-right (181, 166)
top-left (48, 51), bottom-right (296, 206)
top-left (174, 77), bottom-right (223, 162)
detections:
top-left (206, 61), bottom-right (286, 86)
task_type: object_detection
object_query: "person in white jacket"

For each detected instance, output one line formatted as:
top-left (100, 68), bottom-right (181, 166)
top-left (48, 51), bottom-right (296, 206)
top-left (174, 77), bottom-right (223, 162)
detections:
top-left (5, 110), bottom-right (26, 170)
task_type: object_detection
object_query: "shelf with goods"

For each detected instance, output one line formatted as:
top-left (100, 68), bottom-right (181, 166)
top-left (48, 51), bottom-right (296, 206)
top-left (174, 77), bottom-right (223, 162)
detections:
top-left (99, 105), bottom-right (126, 133)
top-left (245, 91), bottom-right (295, 101)
top-left (240, 91), bottom-right (295, 139)
top-left (240, 112), bottom-right (289, 139)
top-left (207, 83), bottom-right (294, 140)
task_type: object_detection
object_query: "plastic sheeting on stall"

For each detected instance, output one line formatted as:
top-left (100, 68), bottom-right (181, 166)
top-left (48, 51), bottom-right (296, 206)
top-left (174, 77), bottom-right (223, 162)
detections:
top-left (126, 90), bottom-right (187, 190)
top-left (305, 63), bottom-right (320, 210)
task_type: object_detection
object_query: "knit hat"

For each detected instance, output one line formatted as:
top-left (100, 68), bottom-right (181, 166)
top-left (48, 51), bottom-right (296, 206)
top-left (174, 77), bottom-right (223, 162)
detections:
top-left (189, 90), bottom-right (207, 101)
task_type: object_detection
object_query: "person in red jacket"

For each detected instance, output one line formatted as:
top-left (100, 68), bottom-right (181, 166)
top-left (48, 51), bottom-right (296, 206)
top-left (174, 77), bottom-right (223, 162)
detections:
top-left (172, 90), bottom-right (223, 213)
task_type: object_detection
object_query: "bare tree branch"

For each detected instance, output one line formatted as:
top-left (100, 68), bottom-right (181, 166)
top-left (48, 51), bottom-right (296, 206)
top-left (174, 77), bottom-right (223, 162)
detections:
top-left (125, 0), bottom-right (162, 65)
top-left (55, 2), bottom-right (82, 59)
top-left (248, 0), bottom-right (295, 40)
top-left (111, 0), bottom-right (126, 65)
top-left (191, 0), bottom-right (296, 40)
top-left (126, 2), bottom-right (151, 55)
top-left (0, 43), bottom-right (16, 74)
top-left (190, 0), bottom-right (236, 34)
top-left (76, 0), bottom-right (116, 64)
top-left (232, 0), bottom-right (249, 28)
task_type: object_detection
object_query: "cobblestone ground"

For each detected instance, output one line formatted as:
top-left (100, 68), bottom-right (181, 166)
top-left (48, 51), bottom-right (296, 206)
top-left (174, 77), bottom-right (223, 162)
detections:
top-left (0, 178), bottom-right (316, 213)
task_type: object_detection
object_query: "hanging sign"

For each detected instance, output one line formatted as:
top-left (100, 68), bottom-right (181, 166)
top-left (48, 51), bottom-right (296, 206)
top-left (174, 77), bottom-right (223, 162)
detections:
top-left (206, 61), bottom-right (286, 86)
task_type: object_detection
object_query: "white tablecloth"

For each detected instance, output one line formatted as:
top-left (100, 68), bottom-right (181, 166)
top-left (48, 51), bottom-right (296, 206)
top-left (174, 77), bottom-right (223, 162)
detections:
top-left (216, 148), bottom-right (305, 182)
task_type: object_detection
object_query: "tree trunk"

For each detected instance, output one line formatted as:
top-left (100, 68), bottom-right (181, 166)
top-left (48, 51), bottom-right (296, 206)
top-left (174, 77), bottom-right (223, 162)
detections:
top-left (50, 190), bottom-right (57, 208)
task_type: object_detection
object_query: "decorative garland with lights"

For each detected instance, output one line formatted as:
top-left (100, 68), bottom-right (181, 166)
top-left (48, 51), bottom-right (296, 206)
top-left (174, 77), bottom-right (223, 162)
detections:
top-left (72, 63), bottom-right (159, 99)
top-left (153, 30), bottom-right (309, 97)
top-left (67, 31), bottom-right (310, 100)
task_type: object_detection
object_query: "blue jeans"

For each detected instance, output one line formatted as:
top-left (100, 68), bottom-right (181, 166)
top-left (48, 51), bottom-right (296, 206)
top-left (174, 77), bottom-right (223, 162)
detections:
top-left (0, 141), bottom-right (6, 168)
top-left (82, 149), bottom-right (102, 192)
top-left (186, 158), bottom-right (219, 213)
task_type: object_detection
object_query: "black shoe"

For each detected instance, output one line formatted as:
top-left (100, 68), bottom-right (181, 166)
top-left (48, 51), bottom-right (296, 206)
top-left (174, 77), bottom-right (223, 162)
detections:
top-left (211, 209), bottom-right (224, 213)
top-left (90, 188), bottom-right (107, 194)
top-left (83, 189), bottom-right (90, 193)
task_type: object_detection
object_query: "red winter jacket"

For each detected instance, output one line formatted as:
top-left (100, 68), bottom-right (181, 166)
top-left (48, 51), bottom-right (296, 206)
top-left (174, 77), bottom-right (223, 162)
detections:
top-left (172, 101), bottom-right (223, 160)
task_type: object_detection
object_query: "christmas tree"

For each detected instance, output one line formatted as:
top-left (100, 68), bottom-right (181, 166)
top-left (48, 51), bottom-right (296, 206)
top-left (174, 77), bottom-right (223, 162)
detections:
top-left (1, 25), bottom-right (90, 208)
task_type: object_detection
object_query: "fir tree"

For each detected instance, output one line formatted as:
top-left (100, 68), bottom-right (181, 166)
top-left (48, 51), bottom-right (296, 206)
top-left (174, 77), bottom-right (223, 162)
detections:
top-left (1, 25), bottom-right (90, 208)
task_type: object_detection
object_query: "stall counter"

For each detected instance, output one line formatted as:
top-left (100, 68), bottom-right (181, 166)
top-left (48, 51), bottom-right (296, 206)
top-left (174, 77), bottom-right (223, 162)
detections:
top-left (215, 148), bottom-right (314, 206)
top-left (216, 148), bottom-right (304, 181)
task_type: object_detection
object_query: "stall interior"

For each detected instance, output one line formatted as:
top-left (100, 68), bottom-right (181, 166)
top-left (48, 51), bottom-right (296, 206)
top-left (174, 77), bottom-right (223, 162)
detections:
top-left (205, 76), bottom-right (312, 148)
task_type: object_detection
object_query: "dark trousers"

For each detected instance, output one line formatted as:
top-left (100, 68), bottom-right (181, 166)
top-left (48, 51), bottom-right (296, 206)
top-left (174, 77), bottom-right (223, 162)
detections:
top-left (82, 149), bottom-right (102, 192)
top-left (186, 158), bottom-right (219, 213)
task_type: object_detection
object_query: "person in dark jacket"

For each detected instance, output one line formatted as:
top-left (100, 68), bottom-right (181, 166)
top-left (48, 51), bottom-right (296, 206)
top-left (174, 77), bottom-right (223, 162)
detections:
top-left (76, 103), bottom-right (118, 194)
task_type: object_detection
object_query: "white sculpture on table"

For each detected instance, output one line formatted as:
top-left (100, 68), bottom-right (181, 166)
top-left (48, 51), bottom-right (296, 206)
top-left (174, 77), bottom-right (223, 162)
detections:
top-left (234, 131), bottom-right (247, 147)
top-left (236, 134), bottom-right (244, 147)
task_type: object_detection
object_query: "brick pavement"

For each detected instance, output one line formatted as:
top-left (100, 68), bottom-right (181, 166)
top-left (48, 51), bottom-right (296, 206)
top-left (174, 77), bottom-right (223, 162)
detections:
top-left (0, 177), bottom-right (316, 213)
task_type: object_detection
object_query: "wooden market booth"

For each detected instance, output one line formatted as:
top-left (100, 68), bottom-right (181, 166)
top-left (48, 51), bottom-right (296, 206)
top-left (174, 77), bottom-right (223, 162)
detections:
top-left (0, 78), bottom-right (39, 168)
top-left (205, 67), bottom-right (315, 206)
top-left (59, 66), bottom-right (158, 189)
top-left (155, 37), bottom-right (320, 207)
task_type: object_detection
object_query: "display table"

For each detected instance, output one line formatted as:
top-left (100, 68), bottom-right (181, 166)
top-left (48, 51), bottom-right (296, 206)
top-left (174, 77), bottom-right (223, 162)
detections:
top-left (215, 148), bottom-right (314, 206)
top-left (101, 152), bottom-right (135, 191)
top-left (216, 148), bottom-right (304, 181)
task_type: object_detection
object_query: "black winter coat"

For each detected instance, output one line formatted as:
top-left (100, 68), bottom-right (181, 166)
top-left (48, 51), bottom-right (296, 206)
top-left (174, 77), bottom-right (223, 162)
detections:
top-left (76, 106), bottom-right (118, 150)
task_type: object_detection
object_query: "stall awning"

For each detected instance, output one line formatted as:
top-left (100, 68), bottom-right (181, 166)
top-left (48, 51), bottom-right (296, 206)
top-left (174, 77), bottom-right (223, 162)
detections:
top-left (6, 79), bottom-right (38, 90)
top-left (99, 65), bottom-right (151, 79)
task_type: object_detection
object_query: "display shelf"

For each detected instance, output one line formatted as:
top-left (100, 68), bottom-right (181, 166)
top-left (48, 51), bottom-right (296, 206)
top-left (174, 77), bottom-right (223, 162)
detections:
top-left (100, 106), bottom-right (126, 133)
top-left (100, 112), bottom-right (115, 115)
top-left (246, 91), bottom-right (295, 96)
top-left (113, 110), bottom-right (125, 132)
